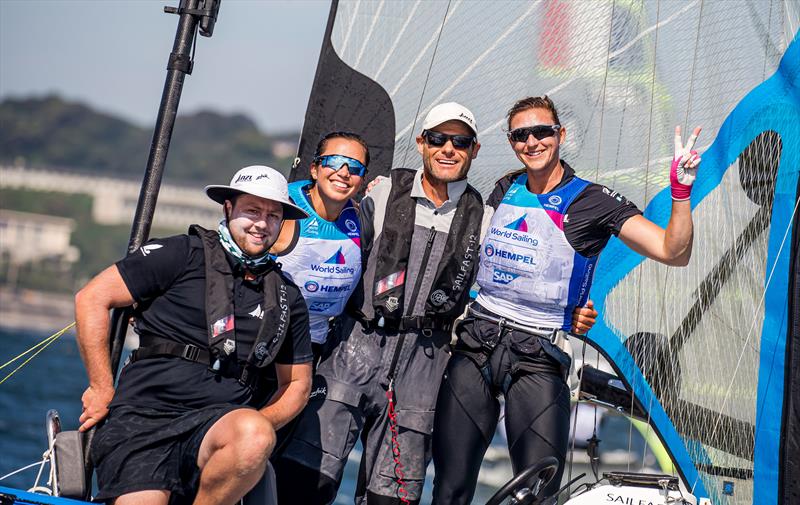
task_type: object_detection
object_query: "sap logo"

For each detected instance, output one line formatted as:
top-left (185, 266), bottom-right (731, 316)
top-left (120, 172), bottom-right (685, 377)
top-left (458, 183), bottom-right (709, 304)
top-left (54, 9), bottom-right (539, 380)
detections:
top-left (140, 244), bottom-right (163, 256)
top-left (548, 195), bottom-right (562, 206)
top-left (304, 280), bottom-right (320, 292)
top-left (235, 174), bottom-right (253, 183)
top-left (492, 268), bottom-right (520, 285)
top-left (345, 219), bottom-right (358, 233)
top-left (309, 301), bottom-right (334, 312)
top-left (484, 244), bottom-right (495, 257)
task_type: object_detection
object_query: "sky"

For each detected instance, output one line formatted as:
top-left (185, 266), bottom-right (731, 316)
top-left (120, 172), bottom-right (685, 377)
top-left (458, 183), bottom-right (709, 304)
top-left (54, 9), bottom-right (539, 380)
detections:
top-left (0, 0), bottom-right (331, 133)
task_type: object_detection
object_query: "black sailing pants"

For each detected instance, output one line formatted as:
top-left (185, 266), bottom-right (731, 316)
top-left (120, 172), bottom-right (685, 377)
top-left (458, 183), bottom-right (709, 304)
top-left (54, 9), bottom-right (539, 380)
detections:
top-left (430, 310), bottom-right (571, 505)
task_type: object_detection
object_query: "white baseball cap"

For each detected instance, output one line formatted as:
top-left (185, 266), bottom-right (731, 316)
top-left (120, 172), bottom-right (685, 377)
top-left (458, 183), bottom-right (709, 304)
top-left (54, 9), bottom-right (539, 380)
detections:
top-left (422, 102), bottom-right (478, 137)
top-left (205, 165), bottom-right (308, 220)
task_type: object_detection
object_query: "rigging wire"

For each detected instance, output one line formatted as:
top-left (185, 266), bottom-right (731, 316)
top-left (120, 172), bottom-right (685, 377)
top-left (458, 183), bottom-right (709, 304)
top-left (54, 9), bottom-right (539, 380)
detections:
top-left (647, 0), bottom-right (704, 478)
top-left (0, 322), bottom-right (75, 385)
top-left (627, 0), bottom-right (664, 473)
top-left (566, 0), bottom-right (618, 492)
top-left (692, 194), bottom-right (800, 496)
top-left (399, 0), bottom-right (452, 168)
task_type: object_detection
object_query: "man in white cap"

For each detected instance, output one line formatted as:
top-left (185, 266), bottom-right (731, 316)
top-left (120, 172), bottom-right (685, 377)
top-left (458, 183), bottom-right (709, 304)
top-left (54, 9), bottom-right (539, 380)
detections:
top-left (275, 103), bottom-right (486, 504)
top-left (75, 165), bottom-right (313, 505)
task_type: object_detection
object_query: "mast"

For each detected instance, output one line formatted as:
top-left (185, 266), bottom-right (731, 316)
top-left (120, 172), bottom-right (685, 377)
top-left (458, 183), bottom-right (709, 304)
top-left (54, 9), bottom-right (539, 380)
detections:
top-left (107, 0), bottom-right (222, 377)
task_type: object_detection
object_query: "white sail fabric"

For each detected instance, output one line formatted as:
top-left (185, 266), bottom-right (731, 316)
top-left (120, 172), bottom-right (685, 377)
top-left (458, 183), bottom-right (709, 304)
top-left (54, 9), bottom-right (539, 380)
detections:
top-left (322, 1), bottom-right (800, 504)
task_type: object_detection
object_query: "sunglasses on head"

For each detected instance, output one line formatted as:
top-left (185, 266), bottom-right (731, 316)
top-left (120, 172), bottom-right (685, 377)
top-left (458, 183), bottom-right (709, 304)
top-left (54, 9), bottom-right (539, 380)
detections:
top-left (422, 130), bottom-right (476, 149)
top-left (313, 154), bottom-right (368, 177)
top-left (507, 125), bottom-right (561, 143)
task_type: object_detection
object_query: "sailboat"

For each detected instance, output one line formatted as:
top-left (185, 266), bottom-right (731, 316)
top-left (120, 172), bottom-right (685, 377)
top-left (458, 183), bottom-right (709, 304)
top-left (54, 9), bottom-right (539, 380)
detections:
top-left (289, 1), bottom-right (800, 504)
top-left (2, 0), bottom-right (799, 504)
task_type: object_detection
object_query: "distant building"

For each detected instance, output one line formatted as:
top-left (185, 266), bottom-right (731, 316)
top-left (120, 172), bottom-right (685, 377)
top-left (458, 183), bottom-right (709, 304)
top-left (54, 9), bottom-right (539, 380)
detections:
top-left (0, 209), bottom-right (80, 264)
top-left (0, 166), bottom-right (220, 229)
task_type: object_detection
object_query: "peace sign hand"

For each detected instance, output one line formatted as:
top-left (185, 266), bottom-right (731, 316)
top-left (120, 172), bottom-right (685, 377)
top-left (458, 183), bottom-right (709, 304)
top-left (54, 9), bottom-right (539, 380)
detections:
top-left (670, 125), bottom-right (702, 201)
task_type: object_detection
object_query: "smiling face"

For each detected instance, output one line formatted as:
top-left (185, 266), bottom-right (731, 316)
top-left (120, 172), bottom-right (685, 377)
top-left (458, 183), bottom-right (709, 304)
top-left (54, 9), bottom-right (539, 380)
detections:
top-left (225, 194), bottom-right (283, 256)
top-left (416, 120), bottom-right (480, 186)
top-left (508, 107), bottom-right (566, 176)
top-left (310, 137), bottom-right (368, 205)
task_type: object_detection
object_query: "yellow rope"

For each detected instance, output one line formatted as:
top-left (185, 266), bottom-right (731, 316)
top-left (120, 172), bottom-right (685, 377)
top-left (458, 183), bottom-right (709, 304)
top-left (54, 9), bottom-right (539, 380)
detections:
top-left (0, 322), bottom-right (76, 385)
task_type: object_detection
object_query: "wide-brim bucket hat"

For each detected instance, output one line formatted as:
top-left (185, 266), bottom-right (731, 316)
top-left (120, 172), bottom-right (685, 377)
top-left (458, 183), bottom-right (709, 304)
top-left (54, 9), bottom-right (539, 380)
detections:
top-left (205, 165), bottom-right (308, 220)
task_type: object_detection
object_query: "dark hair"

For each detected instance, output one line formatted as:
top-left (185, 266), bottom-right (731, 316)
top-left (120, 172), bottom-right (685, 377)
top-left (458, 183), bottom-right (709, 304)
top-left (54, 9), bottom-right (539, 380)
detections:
top-left (506, 96), bottom-right (561, 130)
top-left (313, 131), bottom-right (371, 167)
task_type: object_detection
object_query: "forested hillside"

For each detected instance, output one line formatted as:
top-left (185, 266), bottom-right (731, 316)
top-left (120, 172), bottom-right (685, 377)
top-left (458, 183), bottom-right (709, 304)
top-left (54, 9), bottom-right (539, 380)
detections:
top-left (0, 95), bottom-right (298, 183)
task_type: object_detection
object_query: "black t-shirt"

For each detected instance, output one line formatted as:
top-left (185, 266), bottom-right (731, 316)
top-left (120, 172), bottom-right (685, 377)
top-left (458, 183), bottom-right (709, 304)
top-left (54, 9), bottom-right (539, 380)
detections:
top-left (111, 233), bottom-right (312, 411)
top-left (487, 162), bottom-right (642, 257)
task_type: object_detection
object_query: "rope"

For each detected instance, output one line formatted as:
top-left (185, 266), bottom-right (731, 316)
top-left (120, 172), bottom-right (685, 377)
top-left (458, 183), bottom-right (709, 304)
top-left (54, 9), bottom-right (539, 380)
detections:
top-left (386, 383), bottom-right (411, 504)
top-left (0, 322), bottom-right (75, 385)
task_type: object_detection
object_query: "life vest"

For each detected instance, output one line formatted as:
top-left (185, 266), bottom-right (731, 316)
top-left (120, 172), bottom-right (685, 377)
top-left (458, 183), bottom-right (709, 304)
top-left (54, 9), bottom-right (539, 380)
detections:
top-left (356, 168), bottom-right (483, 330)
top-left (277, 180), bottom-right (362, 344)
top-left (131, 225), bottom-right (291, 386)
top-left (475, 172), bottom-right (598, 330)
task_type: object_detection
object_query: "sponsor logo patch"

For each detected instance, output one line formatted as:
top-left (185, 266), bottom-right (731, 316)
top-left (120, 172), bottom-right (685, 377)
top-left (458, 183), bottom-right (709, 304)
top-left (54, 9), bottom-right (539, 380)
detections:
top-left (324, 248), bottom-right (347, 265)
top-left (492, 268), bottom-right (520, 285)
top-left (304, 280), bottom-right (320, 292)
top-left (309, 301), bottom-right (334, 312)
top-left (140, 244), bottom-right (163, 256)
top-left (430, 289), bottom-right (449, 306)
top-left (504, 215), bottom-right (528, 232)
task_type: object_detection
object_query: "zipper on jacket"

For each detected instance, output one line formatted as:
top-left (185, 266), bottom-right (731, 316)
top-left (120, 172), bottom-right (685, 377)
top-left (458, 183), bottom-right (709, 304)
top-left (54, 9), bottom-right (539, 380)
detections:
top-left (405, 226), bottom-right (436, 315)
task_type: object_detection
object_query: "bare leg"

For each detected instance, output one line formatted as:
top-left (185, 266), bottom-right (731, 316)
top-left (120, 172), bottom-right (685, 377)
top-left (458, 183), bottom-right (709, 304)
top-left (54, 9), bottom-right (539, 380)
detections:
top-left (194, 409), bottom-right (276, 505)
top-left (113, 490), bottom-right (170, 505)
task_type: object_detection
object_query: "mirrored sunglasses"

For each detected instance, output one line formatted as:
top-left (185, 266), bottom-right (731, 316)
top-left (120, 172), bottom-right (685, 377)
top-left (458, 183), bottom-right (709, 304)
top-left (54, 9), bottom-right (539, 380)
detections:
top-left (313, 154), bottom-right (368, 177)
top-left (507, 125), bottom-right (561, 142)
top-left (422, 130), bottom-right (476, 149)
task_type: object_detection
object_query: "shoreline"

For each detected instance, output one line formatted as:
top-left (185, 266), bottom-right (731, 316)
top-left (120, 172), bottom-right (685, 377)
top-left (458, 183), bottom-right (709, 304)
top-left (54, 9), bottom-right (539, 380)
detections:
top-left (0, 287), bottom-right (76, 334)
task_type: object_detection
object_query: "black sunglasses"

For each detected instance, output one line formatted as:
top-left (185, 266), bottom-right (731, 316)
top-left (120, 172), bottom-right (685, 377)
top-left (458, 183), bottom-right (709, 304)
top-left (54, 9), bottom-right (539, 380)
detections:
top-left (422, 130), bottom-right (476, 149)
top-left (507, 125), bottom-right (561, 143)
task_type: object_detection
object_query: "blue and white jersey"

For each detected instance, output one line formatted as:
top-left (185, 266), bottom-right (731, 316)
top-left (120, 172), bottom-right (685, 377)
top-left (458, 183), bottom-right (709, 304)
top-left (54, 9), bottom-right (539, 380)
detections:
top-left (475, 173), bottom-right (598, 330)
top-left (277, 180), bottom-right (362, 344)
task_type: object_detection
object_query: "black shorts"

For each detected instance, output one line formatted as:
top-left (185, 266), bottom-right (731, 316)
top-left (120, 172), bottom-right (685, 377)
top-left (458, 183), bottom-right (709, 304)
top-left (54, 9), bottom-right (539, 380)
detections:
top-left (91, 404), bottom-right (251, 503)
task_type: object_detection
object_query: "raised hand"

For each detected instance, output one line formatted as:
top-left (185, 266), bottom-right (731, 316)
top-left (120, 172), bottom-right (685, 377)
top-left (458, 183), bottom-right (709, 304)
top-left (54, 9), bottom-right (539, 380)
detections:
top-left (670, 125), bottom-right (702, 201)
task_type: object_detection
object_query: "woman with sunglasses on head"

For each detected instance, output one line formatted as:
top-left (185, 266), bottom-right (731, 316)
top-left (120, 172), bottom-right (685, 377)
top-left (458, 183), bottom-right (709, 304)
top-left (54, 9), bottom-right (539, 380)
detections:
top-left (431, 96), bottom-right (702, 504)
top-left (270, 131), bottom-right (369, 365)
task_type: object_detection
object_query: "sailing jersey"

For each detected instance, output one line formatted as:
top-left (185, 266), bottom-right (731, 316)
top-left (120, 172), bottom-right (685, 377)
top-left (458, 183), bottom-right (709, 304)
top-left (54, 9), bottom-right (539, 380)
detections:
top-left (476, 165), bottom-right (641, 329)
top-left (276, 180), bottom-right (362, 344)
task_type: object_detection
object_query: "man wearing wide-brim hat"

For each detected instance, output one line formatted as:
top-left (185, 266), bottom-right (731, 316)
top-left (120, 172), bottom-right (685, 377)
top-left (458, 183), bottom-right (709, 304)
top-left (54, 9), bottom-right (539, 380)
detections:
top-left (75, 165), bottom-right (312, 505)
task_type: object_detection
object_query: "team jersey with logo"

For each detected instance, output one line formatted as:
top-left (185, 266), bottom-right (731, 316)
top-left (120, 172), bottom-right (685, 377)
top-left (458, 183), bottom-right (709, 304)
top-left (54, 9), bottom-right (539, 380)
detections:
top-left (277, 180), bottom-right (362, 344)
top-left (475, 173), bottom-right (598, 330)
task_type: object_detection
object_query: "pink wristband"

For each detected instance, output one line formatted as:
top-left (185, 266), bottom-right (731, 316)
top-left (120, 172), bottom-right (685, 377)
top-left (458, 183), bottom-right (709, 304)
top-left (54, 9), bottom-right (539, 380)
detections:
top-left (670, 155), bottom-right (692, 201)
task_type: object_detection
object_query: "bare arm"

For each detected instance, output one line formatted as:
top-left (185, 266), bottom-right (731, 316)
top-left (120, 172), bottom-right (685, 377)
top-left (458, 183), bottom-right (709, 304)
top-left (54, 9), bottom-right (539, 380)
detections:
top-left (259, 361), bottom-right (312, 430)
top-left (617, 201), bottom-right (693, 266)
top-left (75, 265), bottom-right (135, 431)
top-left (617, 125), bottom-right (701, 267)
